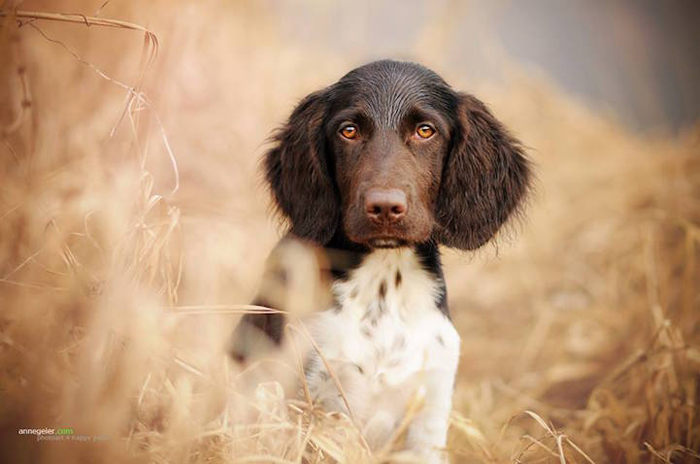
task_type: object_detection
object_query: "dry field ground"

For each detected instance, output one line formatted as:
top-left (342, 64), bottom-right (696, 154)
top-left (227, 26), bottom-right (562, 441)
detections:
top-left (1, 1), bottom-right (699, 463)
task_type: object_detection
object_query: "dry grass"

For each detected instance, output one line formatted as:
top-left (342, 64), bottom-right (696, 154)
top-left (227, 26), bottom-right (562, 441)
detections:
top-left (1, 1), bottom-right (699, 463)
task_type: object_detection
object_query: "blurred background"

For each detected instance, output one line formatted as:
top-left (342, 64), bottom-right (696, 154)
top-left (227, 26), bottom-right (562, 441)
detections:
top-left (1, 1), bottom-right (698, 463)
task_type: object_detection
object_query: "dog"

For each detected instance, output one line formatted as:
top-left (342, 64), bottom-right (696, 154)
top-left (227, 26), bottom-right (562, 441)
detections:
top-left (229, 60), bottom-right (531, 462)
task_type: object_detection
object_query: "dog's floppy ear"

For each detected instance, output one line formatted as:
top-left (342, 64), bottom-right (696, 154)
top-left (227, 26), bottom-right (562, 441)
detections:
top-left (264, 89), bottom-right (339, 244)
top-left (435, 93), bottom-right (532, 250)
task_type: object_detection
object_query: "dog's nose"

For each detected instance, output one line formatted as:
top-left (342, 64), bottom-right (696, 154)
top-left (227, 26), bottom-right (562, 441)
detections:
top-left (364, 188), bottom-right (407, 224)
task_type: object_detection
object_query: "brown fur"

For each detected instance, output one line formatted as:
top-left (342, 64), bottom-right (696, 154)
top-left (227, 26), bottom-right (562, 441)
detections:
top-left (264, 60), bottom-right (532, 250)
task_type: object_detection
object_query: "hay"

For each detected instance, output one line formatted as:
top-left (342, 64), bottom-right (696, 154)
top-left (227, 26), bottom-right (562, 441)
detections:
top-left (1, 2), bottom-right (698, 463)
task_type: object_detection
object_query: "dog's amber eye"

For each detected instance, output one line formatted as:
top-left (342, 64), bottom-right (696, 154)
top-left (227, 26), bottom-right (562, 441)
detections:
top-left (340, 125), bottom-right (358, 139)
top-left (416, 125), bottom-right (435, 139)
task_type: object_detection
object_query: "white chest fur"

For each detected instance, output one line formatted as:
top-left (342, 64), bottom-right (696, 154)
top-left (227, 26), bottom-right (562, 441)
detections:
top-left (304, 248), bottom-right (460, 460)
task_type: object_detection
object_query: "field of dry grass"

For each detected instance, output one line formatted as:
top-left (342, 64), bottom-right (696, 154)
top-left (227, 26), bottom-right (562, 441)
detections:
top-left (1, 1), bottom-right (699, 463)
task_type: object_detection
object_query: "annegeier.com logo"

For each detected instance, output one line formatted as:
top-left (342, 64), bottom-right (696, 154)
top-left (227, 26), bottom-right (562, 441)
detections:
top-left (18, 428), bottom-right (108, 442)
top-left (18, 428), bottom-right (74, 435)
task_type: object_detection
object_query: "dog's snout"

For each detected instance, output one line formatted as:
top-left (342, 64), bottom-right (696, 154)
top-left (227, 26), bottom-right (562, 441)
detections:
top-left (364, 188), bottom-right (407, 224)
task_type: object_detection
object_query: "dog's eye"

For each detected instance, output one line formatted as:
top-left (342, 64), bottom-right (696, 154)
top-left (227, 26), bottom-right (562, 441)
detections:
top-left (340, 125), bottom-right (358, 140)
top-left (416, 124), bottom-right (435, 139)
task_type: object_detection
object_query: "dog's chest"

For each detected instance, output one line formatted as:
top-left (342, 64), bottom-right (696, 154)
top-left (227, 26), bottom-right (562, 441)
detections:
top-left (304, 249), bottom-right (459, 440)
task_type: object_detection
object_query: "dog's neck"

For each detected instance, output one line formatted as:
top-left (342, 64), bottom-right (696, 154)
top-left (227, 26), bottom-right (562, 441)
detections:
top-left (278, 231), bottom-right (449, 317)
top-left (321, 236), bottom-right (449, 318)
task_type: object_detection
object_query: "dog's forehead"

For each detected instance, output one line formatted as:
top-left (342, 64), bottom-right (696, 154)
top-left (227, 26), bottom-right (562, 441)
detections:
top-left (335, 61), bottom-right (453, 128)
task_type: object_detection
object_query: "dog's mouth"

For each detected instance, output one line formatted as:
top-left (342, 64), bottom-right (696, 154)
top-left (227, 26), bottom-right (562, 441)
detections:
top-left (367, 237), bottom-right (408, 249)
top-left (346, 208), bottom-right (433, 249)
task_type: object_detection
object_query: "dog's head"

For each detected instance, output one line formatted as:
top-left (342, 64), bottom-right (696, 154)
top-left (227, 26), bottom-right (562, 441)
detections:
top-left (265, 60), bottom-right (531, 250)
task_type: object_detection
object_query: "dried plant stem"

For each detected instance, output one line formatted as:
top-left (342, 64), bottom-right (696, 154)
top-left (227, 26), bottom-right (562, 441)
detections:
top-left (0, 9), bottom-right (180, 197)
top-left (1, 10), bottom-right (157, 39)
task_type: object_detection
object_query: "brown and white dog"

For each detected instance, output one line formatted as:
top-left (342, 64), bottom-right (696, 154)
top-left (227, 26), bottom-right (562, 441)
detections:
top-left (230, 60), bottom-right (531, 462)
